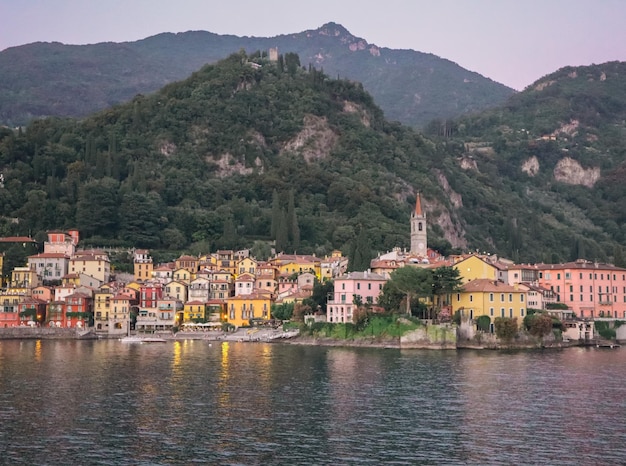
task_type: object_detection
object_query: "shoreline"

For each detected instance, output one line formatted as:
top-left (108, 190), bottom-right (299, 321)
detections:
top-left (0, 328), bottom-right (620, 350)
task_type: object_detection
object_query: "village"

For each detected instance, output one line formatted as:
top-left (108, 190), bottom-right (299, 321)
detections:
top-left (0, 194), bottom-right (625, 344)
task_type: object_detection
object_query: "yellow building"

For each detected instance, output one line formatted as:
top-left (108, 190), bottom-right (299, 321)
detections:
top-left (236, 257), bottom-right (257, 278)
top-left (215, 250), bottom-right (236, 276)
top-left (453, 255), bottom-right (499, 283)
top-left (93, 289), bottom-right (113, 329)
top-left (271, 254), bottom-right (321, 280)
top-left (183, 300), bottom-right (207, 322)
top-left (173, 267), bottom-right (192, 284)
top-left (165, 280), bottom-right (188, 303)
top-left (10, 267), bottom-right (40, 289)
top-left (133, 249), bottom-right (153, 282)
top-left (225, 292), bottom-right (272, 328)
top-left (175, 255), bottom-right (199, 274)
top-left (69, 250), bottom-right (111, 283)
top-left (453, 279), bottom-right (527, 330)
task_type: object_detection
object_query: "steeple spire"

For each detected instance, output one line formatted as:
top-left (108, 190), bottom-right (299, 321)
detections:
top-left (414, 192), bottom-right (423, 216)
top-left (410, 192), bottom-right (427, 256)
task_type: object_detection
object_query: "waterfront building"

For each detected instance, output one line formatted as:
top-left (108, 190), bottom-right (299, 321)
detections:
top-left (64, 291), bottom-right (93, 328)
top-left (326, 270), bottom-right (387, 323)
top-left (46, 301), bottom-right (67, 328)
top-left (183, 300), bottom-right (207, 322)
top-left (452, 279), bottom-right (527, 330)
top-left (93, 289), bottom-right (113, 335)
top-left (225, 291), bottom-right (272, 327)
top-left (536, 260), bottom-right (626, 319)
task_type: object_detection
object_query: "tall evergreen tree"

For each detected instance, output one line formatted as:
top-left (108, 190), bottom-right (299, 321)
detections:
top-left (287, 190), bottom-right (300, 250)
top-left (348, 227), bottom-right (371, 272)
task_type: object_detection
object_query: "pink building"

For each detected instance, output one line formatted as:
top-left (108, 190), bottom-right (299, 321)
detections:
top-left (327, 271), bottom-right (388, 323)
top-left (537, 260), bottom-right (626, 319)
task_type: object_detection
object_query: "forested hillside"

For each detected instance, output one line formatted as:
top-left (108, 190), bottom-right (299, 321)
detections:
top-left (0, 22), bottom-right (514, 127)
top-left (0, 52), bottom-right (462, 259)
top-left (0, 55), bottom-right (624, 265)
top-left (425, 62), bottom-right (626, 265)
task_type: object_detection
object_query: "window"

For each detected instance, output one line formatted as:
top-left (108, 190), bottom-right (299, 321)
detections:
top-left (368, 283), bottom-right (371, 290)
top-left (357, 283), bottom-right (361, 290)
top-left (342, 283), bottom-right (345, 290)
top-left (521, 309), bottom-right (525, 317)
top-left (469, 295), bottom-right (473, 302)
top-left (557, 273), bottom-right (561, 279)
top-left (489, 293), bottom-right (494, 302)
top-left (565, 272), bottom-right (571, 279)
top-left (570, 295), bottom-right (573, 301)
top-left (490, 308), bottom-right (494, 316)
top-left (579, 273), bottom-right (583, 279)
top-left (509, 294), bottom-right (513, 302)
top-left (509, 308), bottom-right (513, 318)
top-left (500, 294), bottom-right (505, 302)
top-left (501, 308), bottom-right (505, 317)
top-left (520, 295), bottom-right (524, 302)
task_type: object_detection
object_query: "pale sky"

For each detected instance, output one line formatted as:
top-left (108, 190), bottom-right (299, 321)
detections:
top-left (1, 0), bottom-right (624, 90)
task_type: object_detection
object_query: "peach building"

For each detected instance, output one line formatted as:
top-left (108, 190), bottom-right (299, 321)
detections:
top-left (537, 260), bottom-right (626, 319)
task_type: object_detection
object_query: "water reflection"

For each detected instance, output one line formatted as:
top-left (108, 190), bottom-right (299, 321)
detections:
top-left (1, 340), bottom-right (626, 464)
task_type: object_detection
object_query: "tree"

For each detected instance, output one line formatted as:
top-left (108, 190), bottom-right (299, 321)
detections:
top-left (347, 227), bottom-right (371, 272)
top-left (75, 177), bottom-right (120, 238)
top-left (476, 315), bottom-right (491, 332)
top-left (526, 313), bottom-right (553, 338)
top-left (387, 266), bottom-right (432, 316)
top-left (271, 302), bottom-right (294, 321)
top-left (431, 266), bottom-right (463, 319)
top-left (494, 317), bottom-right (518, 341)
top-left (286, 190), bottom-right (300, 250)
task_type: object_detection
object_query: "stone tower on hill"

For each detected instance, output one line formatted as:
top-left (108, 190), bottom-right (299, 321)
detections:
top-left (410, 193), bottom-right (427, 256)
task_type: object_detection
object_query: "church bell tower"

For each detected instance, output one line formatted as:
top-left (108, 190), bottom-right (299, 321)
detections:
top-left (410, 193), bottom-right (427, 256)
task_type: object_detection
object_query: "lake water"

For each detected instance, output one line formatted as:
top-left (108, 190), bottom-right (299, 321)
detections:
top-left (0, 339), bottom-right (625, 465)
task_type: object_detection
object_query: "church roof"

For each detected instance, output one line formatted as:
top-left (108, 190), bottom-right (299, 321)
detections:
top-left (414, 193), bottom-right (423, 216)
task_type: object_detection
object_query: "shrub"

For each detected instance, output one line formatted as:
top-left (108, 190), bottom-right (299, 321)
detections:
top-left (494, 317), bottom-right (518, 341)
top-left (476, 315), bottom-right (491, 332)
top-left (528, 314), bottom-right (554, 337)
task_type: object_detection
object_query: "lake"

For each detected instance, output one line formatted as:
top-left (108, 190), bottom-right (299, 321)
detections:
top-left (0, 339), bottom-right (625, 465)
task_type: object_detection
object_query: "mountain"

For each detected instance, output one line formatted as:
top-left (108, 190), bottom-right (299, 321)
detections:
top-left (427, 61), bottom-right (626, 264)
top-left (0, 22), bottom-right (514, 128)
top-left (0, 54), bottom-right (623, 266)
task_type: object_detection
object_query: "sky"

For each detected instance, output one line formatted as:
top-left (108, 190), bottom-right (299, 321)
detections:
top-left (1, 0), bottom-right (625, 91)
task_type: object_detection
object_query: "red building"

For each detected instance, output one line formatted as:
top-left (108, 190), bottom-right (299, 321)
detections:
top-left (139, 282), bottom-right (163, 308)
top-left (65, 292), bottom-right (93, 328)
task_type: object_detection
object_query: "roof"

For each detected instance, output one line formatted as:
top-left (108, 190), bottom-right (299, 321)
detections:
top-left (414, 192), bottom-right (423, 216)
top-left (535, 260), bottom-right (626, 272)
top-left (462, 279), bottom-right (521, 293)
top-left (338, 271), bottom-right (388, 281)
top-left (28, 253), bottom-right (68, 259)
top-left (0, 236), bottom-right (37, 243)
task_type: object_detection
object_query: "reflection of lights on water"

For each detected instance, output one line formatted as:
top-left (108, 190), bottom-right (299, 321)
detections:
top-left (34, 340), bottom-right (42, 361)
top-left (218, 342), bottom-right (230, 408)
